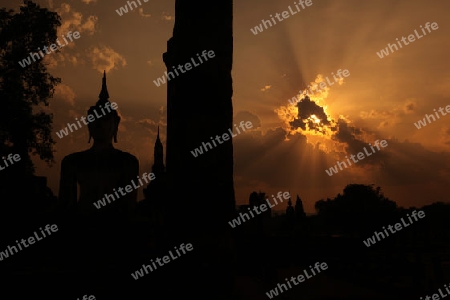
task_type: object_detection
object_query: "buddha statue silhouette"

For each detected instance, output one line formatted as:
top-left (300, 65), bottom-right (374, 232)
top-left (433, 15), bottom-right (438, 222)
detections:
top-left (58, 71), bottom-right (139, 217)
top-left (58, 71), bottom-right (139, 272)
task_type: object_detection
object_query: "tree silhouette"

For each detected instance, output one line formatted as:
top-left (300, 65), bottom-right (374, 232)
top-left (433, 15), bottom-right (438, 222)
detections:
top-left (315, 184), bottom-right (398, 236)
top-left (0, 1), bottom-right (61, 176)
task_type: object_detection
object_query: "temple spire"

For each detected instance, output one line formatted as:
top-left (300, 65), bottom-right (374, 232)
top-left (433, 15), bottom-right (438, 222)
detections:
top-left (153, 125), bottom-right (164, 174)
top-left (98, 70), bottom-right (109, 104)
top-left (155, 125), bottom-right (162, 147)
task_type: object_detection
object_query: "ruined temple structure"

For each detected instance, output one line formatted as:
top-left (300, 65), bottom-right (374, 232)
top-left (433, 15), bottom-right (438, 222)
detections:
top-left (295, 195), bottom-right (306, 220)
top-left (141, 126), bottom-right (167, 226)
top-left (286, 197), bottom-right (295, 218)
top-left (163, 0), bottom-right (235, 234)
top-left (161, 0), bottom-right (236, 298)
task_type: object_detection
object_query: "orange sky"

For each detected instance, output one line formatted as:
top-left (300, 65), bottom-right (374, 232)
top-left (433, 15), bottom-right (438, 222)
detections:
top-left (6, 0), bottom-right (450, 213)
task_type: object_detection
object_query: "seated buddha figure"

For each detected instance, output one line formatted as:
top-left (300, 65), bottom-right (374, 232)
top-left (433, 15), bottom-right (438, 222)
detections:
top-left (58, 71), bottom-right (139, 220)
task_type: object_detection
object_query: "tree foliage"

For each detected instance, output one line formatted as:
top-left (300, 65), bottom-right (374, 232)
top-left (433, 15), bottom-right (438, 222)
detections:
top-left (314, 184), bottom-right (398, 235)
top-left (0, 1), bottom-right (61, 176)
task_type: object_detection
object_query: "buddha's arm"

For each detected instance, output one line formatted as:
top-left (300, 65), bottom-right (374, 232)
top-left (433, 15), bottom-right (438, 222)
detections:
top-left (58, 156), bottom-right (77, 209)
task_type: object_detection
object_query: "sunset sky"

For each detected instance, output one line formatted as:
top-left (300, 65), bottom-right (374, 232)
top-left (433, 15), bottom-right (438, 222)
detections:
top-left (5, 0), bottom-right (450, 212)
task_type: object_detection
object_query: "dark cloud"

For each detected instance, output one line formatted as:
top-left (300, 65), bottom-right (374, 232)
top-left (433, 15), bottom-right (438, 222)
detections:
top-left (377, 139), bottom-right (450, 186)
top-left (137, 118), bottom-right (158, 133)
top-left (285, 95), bottom-right (391, 167)
top-left (331, 118), bottom-right (390, 166)
top-left (404, 102), bottom-right (416, 113)
top-left (287, 96), bottom-right (389, 166)
top-left (289, 96), bottom-right (332, 134)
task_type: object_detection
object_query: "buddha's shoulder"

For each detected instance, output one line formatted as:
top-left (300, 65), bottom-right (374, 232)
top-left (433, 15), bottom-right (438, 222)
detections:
top-left (61, 150), bottom-right (90, 164)
top-left (61, 149), bottom-right (138, 164)
top-left (114, 149), bottom-right (139, 164)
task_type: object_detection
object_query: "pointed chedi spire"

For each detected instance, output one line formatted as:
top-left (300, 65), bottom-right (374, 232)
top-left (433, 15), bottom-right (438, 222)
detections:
top-left (295, 194), bottom-right (306, 219)
top-left (152, 124), bottom-right (164, 176)
top-left (97, 70), bottom-right (109, 106)
top-left (155, 125), bottom-right (163, 147)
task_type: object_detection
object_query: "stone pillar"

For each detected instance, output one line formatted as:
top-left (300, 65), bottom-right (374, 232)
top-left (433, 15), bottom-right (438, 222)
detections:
top-left (162, 1), bottom-right (236, 297)
top-left (164, 0), bottom-right (235, 236)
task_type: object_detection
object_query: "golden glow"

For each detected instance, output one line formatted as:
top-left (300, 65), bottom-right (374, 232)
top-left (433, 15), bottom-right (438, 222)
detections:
top-left (274, 73), bottom-right (348, 153)
top-left (310, 114), bottom-right (321, 124)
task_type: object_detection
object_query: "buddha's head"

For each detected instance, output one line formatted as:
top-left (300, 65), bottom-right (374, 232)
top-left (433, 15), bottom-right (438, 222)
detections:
top-left (87, 100), bottom-right (120, 143)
